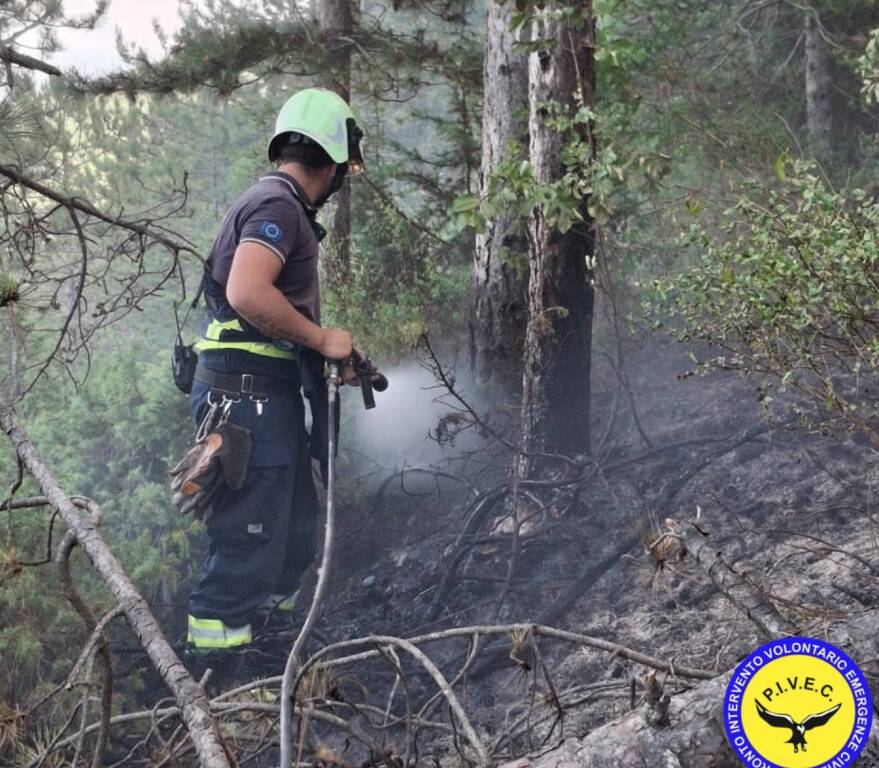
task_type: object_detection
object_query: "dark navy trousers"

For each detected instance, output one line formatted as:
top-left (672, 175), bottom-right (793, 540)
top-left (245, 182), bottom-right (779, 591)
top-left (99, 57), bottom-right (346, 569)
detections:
top-left (188, 350), bottom-right (318, 628)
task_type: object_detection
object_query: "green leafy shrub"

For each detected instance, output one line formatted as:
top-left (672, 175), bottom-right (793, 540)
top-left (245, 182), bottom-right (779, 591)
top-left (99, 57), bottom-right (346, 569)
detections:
top-left (650, 161), bottom-right (879, 445)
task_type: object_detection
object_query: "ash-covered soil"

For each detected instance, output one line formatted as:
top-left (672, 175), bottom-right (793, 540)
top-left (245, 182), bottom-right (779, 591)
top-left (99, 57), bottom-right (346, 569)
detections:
top-left (282, 341), bottom-right (879, 767)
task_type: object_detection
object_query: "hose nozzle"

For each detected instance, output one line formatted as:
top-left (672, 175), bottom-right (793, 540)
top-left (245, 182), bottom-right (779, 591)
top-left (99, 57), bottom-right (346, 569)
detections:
top-left (350, 349), bottom-right (388, 410)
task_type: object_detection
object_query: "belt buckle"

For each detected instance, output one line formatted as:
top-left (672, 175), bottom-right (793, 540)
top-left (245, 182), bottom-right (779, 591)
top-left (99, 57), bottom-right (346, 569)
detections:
top-left (241, 373), bottom-right (254, 395)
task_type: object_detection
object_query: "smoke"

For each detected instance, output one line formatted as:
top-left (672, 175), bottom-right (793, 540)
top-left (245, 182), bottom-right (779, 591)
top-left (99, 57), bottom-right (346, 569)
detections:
top-left (341, 360), bottom-right (488, 470)
top-left (334, 338), bottom-right (707, 477)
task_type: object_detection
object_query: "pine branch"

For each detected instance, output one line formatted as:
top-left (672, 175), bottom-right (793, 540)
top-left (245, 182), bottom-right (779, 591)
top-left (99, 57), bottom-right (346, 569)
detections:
top-left (0, 46), bottom-right (62, 77)
top-left (67, 18), bottom-right (446, 98)
top-left (0, 163), bottom-right (200, 259)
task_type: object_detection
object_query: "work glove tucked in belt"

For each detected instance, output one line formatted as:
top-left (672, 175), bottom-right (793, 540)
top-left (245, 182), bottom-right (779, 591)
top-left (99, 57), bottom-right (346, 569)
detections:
top-left (169, 422), bottom-right (251, 520)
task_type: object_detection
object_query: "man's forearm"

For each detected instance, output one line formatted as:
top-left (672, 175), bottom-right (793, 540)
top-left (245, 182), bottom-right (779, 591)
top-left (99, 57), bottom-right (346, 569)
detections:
top-left (232, 285), bottom-right (325, 352)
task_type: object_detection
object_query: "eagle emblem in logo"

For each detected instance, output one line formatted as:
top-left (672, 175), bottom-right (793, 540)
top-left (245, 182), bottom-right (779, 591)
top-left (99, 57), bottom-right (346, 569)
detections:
top-left (754, 700), bottom-right (841, 753)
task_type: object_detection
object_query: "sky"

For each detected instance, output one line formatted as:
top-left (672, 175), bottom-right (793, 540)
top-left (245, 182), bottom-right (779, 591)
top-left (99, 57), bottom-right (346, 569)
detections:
top-left (49, 0), bottom-right (184, 76)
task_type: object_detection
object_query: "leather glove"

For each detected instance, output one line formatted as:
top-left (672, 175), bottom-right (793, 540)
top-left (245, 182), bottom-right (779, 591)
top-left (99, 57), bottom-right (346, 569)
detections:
top-left (169, 421), bottom-right (251, 520)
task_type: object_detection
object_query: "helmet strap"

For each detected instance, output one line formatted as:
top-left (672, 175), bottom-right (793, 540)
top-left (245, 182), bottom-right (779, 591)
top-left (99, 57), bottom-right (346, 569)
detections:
top-left (330, 164), bottom-right (348, 194)
top-left (347, 120), bottom-right (365, 174)
top-left (311, 164), bottom-right (348, 208)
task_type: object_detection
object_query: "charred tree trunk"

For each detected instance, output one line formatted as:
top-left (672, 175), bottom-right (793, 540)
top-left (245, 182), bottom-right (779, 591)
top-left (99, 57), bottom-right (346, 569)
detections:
top-left (320, 0), bottom-right (354, 282)
top-left (470, 0), bottom-right (529, 390)
top-left (805, 13), bottom-right (833, 163)
top-left (520, 0), bottom-right (596, 469)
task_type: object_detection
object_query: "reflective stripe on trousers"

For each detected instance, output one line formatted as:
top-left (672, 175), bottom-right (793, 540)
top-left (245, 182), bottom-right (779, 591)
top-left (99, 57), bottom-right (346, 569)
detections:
top-left (260, 590), bottom-right (299, 613)
top-left (187, 615), bottom-right (252, 649)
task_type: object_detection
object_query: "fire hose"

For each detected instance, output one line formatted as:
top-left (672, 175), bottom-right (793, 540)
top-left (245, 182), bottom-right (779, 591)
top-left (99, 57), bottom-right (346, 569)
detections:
top-left (279, 348), bottom-right (387, 767)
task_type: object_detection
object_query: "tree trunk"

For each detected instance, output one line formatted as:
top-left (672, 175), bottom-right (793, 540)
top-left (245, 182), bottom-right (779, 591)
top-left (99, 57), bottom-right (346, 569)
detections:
top-left (0, 405), bottom-right (234, 768)
top-left (520, 0), bottom-right (596, 469)
top-left (320, 0), bottom-right (354, 282)
top-left (470, 0), bottom-right (529, 390)
top-left (805, 14), bottom-right (833, 163)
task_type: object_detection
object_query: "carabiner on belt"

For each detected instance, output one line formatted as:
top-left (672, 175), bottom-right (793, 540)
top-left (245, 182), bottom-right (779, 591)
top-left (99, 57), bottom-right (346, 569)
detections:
top-left (249, 394), bottom-right (268, 417)
top-left (195, 390), bottom-right (240, 442)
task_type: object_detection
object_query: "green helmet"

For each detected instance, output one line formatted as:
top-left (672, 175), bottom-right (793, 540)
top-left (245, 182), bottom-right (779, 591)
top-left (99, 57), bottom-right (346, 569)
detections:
top-left (268, 88), bottom-right (365, 174)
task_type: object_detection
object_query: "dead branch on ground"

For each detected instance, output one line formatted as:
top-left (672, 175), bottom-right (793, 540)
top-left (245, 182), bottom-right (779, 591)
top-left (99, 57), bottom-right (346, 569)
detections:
top-left (48, 622), bottom-right (716, 767)
top-left (1, 405), bottom-right (233, 768)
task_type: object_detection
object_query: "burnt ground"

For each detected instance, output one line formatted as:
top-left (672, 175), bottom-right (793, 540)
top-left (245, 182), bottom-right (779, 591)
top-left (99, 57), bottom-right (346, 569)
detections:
top-left (253, 340), bottom-right (879, 766)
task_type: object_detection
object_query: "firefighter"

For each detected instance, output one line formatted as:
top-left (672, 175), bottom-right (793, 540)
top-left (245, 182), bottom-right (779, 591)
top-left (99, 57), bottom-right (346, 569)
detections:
top-left (183, 88), bottom-right (364, 669)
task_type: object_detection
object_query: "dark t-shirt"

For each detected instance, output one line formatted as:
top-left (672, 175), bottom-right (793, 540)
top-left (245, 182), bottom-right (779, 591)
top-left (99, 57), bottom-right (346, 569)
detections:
top-left (205, 171), bottom-right (321, 323)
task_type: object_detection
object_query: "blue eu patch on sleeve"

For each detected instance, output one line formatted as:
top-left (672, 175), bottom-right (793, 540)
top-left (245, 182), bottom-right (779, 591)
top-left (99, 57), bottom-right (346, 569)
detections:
top-left (259, 221), bottom-right (284, 243)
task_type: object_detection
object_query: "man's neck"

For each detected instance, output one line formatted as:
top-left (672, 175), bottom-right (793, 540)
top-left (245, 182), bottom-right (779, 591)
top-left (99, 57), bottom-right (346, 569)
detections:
top-left (274, 163), bottom-right (321, 207)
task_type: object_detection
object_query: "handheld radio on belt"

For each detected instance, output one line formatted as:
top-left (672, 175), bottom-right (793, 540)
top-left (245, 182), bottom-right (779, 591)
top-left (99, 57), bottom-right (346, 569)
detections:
top-left (172, 280), bottom-right (204, 395)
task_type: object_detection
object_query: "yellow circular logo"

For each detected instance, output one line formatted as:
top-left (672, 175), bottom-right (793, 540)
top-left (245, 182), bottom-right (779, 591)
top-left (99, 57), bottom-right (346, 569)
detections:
top-left (724, 638), bottom-right (872, 768)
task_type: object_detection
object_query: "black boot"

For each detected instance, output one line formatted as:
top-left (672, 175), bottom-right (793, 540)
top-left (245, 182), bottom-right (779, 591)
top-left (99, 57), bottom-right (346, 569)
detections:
top-left (183, 645), bottom-right (246, 693)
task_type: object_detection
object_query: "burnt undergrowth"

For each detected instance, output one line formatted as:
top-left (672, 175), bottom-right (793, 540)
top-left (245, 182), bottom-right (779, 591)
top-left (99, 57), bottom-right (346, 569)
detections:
top-left (25, 337), bottom-right (879, 768)
top-left (242, 336), bottom-right (879, 766)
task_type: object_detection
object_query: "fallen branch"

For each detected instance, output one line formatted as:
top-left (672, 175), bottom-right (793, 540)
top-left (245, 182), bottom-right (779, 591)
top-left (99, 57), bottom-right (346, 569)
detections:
top-left (293, 634), bottom-right (491, 766)
top-left (294, 625), bottom-right (716, 685)
top-left (675, 518), bottom-right (798, 638)
top-left (1, 405), bottom-right (233, 768)
top-left (429, 485), bottom-right (507, 620)
top-left (218, 622), bottom-right (714, 765)
top-left (64, 606), bottom-right (125, 693)
top-left (57, 529), bottom-right (114, 768)
top-left (29, 701), bottom-right (361, 767)
top-left (469, 535), bottom-right (640, 681)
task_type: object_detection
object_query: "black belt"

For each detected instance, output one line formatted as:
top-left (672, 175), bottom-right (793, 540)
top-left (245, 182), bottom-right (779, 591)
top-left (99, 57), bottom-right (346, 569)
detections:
top-left (194, 365), bottom-right (298, 399)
